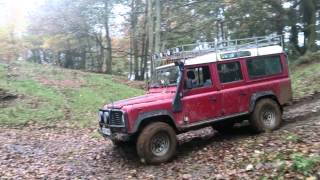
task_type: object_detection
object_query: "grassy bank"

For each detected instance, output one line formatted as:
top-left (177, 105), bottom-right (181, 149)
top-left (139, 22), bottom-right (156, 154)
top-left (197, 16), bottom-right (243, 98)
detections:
top-left (0, 62), bottom-right (143, 127)
top-left (290, 52), bottom-right (320, 98)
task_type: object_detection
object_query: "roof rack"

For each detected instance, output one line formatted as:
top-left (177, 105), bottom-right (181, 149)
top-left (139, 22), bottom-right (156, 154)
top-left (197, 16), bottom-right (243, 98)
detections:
top-left (153, 35), bottom-right (283, 68)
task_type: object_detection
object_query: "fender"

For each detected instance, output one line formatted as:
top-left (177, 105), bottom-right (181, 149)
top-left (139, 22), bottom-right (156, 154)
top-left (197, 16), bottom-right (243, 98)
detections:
top-left (249, 91), bottom-right (278, 112)
top-left (131, 110), bottom-right (177, 133)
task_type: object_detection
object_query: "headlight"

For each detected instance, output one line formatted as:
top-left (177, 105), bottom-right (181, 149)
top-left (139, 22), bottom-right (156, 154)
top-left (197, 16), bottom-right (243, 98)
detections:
top-left (103, 112), bottom-right (109, 124)
top-left (98, 111), bottom-right (103, 123)
top-left (98, 111), bottom-right (109, 124)
top-left (99, 110), bottom-right (125, 127)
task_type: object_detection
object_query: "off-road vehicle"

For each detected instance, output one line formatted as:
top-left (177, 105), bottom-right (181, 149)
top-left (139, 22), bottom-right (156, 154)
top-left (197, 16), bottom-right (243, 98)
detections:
top-left (98, 35), bottom-right (292, 164)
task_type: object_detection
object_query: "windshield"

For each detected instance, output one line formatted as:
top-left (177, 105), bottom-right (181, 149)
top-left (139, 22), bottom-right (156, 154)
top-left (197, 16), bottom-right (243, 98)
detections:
top-left (150, 66), bottom-right (180, 88)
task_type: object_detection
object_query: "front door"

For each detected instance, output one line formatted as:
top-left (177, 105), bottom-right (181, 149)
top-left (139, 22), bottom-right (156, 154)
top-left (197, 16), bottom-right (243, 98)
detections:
top-left (181, 65), bottom-right (221, 124)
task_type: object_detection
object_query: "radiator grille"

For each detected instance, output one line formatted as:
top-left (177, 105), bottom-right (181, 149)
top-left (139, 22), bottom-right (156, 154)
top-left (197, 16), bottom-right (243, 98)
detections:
top-left (109, 110), bottom-right (124, 127)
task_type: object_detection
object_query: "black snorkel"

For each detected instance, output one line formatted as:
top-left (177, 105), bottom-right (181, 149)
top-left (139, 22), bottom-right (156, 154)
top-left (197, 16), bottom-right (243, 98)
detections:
top-left (172, 61), bottom-right (184, 112)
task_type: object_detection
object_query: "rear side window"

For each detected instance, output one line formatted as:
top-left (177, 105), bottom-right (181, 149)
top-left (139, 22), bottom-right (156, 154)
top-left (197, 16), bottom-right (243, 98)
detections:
top-left (218, 61), bottom-right (243, 83)
top-left (246, 56), bottom-right (282, 78)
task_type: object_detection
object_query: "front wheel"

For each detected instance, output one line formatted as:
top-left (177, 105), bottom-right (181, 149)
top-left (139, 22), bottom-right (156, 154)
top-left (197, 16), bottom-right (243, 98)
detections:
top-left (249, 98), bottom-right (282, 133)
top-left (136, 122), bottom-right (177, 164)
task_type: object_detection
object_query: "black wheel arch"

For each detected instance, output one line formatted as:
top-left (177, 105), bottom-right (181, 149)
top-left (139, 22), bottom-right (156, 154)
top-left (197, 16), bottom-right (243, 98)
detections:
top-left (249, 91), bottom-right (282, 113)
top-left (131, 110), bottom-right (178, 134)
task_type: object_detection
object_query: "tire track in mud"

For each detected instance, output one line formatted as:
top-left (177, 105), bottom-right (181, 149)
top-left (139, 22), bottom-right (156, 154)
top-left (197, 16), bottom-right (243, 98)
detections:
top-left (283, 93), bottom-right (320, 127)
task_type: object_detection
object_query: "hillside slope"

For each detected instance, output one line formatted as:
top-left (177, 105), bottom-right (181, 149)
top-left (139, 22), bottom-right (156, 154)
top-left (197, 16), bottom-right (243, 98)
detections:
top-left (0, 61), bottom-right (144, 127)
top-left (291, 61), bottom-right (320, 99)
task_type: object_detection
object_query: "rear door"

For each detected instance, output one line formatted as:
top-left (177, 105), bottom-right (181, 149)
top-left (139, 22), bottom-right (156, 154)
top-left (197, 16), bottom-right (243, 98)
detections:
top-left (181, 65), bottom-right (221, 124)
top-left (217, 60), bottom-right (249, 116)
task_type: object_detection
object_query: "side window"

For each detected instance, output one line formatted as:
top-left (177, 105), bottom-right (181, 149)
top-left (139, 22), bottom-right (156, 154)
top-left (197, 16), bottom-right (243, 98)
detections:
top-left (218, 61), bottom-right (243, 83)
top-left (246, 56), bottom-right (282, 78)
top-left (185, 66), bottom-right (212, 89)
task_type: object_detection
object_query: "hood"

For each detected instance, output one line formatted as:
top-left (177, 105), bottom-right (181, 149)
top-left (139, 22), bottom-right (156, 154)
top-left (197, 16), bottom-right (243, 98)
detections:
top-left (104, 91), bottom-right (175, 109)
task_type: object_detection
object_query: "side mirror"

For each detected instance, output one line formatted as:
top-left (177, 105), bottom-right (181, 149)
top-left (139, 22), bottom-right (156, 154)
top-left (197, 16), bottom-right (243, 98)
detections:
top-left (174, 61), bottom-right (184, 71)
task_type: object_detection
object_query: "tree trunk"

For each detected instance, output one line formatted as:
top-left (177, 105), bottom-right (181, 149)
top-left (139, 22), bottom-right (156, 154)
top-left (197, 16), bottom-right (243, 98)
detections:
top-left (104, 0), bottom-right (113, 74)
top-left (99, 44), bottom-right (104, 73)
top-left (287, 5), bottom-right (303, 56)
top-left (154, 0), bottom-right (161, 53)
top-left (30, 49), bottom-right (41, 64)
top-left (147, 0), bottom-right (154, 74)
top-left (269, 0), bottom-right (285, 35)
top-left (129, 0), bottom-right (135, 80)
top-left (130, 0), bottom-right (140, 80)
top-left (140, 0), bottom-right (150, 80)
top-left (302, 0), bottom-right (317, 52)
top-left (216, 21), bottom-right (220, 42)
top-left (80, 47), bottom-right (86, 70)
top-left (221, 21), bottom-right (225, 40)
top-left (129, 26), bottom-right (133, 80)
top-left (56, 51), bottom-right (61, 66)
top-left (161, 0), bottom-right (170, 51)
top-left (64, 50), bottom-right (74, 69)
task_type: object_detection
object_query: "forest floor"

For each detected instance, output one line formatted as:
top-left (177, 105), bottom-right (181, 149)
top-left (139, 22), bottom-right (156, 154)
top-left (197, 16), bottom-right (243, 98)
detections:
top-left (0, 91), bottom-right (320, 179)
top-left (0, 61), bottom-right (320, 179)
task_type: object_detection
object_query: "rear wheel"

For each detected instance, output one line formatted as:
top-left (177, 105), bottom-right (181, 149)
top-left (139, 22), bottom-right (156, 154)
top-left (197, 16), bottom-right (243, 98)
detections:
top-left (249, 98), bottom-right (282, 133)
top-left (136, 122), bottom-right (177, 164)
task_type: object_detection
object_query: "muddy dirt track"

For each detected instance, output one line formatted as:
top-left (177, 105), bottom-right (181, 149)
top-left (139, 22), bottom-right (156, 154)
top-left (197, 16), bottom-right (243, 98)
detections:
top-left (0, 95), bottom-right (320, 179)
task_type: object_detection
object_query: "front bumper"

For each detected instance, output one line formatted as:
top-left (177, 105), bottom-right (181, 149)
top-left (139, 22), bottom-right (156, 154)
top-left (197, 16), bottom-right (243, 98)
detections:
top-left (98, 109), bottom-right (130, 142)
top-left (98, 128), bottom-right (130, 142)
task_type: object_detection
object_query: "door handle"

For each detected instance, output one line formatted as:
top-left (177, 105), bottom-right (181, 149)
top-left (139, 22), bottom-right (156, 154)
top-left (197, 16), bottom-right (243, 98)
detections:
top-left (239, 91), bottom-right (247, 96)
top-left (209, 96), bottom-right (217, 102)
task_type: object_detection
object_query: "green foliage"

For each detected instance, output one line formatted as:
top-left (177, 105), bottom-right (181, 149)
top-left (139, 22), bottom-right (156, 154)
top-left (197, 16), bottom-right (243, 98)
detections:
top-left (285, 134), bottom-right (300, 143)
top-left (291, 153), bottom-right (319, 175)
top-left (225, 0), bottom-right (284, 38)
top-left (112, 57), bottom-right (128, 76)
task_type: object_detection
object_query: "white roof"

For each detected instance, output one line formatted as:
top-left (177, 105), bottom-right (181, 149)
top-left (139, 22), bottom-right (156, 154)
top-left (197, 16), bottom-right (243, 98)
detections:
top-left (156, 45), bottom-right (283, 70)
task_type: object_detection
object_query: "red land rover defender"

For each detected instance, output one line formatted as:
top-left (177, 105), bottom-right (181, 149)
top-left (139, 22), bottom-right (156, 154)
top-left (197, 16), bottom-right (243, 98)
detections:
top-left (98, 36), bottom-right (292, 164)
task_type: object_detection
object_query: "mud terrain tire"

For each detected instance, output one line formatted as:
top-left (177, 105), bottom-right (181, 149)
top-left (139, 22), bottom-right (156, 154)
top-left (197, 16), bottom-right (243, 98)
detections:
top-left (250, 98), bottom-right (282, 133)
top-left (136, 122), bottom-right (177, 164)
